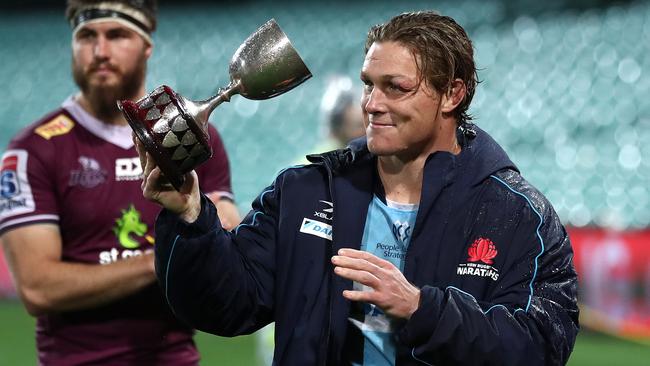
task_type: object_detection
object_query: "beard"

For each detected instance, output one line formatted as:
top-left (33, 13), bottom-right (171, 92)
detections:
top-left (72, 53), bottom-right (147, 122)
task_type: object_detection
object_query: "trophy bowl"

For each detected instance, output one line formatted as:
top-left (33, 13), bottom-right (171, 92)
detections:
top-left (118, 19), bottom-right (312, 190)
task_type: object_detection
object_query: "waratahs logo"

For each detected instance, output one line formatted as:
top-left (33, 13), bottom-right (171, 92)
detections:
top-left (457, 237), bottom-right (500, 281)
top-left (467, 237), bottom-right (498, 264)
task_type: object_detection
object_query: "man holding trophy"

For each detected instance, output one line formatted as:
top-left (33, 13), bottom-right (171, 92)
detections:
top-left (136, 10), bottom-right (579, 366)
top-left (0, 0), bottom-right (239, 364)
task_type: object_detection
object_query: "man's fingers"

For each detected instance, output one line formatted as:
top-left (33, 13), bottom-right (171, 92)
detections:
top-left (333, 266), bottom-right (380, 288)
top-left (342, 289), bottom-right (375, 303)
top-left (179, 171), bottom-right (197, 194)
top-left (143, 152), bottom-right (157, 179)
top-left (331, 255), bottom-right (381, 275)
top-left (142, 167), bottom-right (161, 200)
top-left (133, 133), bottom-right (148, 171)
top-left (336, 248), bottom-right (393, 269)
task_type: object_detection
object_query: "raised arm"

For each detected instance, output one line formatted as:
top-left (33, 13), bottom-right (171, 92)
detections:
top-left (138, 142), bottom-right (276, 335)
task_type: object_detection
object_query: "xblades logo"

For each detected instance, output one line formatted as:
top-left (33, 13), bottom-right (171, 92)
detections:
top-left (314, 200), bottom-right (333, 221)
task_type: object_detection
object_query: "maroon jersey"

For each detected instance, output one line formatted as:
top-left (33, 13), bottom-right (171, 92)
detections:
top-left (0, 97), bottom-right (233, 365)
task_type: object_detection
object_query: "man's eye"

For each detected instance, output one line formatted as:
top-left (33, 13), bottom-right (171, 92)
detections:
top-left (109, 33), bottom-right (127, 39)
top-left (76, 32), bottom-right (94, 40)
top-left (388, 83), bottom-right (407, 93)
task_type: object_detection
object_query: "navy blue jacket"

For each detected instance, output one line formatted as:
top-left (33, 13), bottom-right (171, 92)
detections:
top-left (154, 127), bottom-right (579, 365)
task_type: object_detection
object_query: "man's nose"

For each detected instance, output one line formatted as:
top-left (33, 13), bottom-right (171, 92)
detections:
top-left (363, 89), bottom-right (387, 114)
top-left (93, 36), bottom-right (109, 59)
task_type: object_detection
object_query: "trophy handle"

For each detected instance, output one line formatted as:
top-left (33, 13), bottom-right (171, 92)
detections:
top-left (187, 81), bottom-right (242, 128)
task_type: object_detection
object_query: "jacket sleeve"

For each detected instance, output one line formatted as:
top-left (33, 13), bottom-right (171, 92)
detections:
top-left (154, 180), bottom-right (280, 336)
top-left (398, 202), bottom-right (579, 365)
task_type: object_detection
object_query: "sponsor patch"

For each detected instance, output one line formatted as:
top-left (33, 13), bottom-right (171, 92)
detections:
top-left (313, 200), bottom-right (333, 221)
top-left (115, 157), bottom-right (143, 181)
top-left (299, 218), bottom-right (332, 241)
top-left (34, 114), bottom-right (75, 140)
top-left (467, 237), bottom-right (498, 264)
top-left (392, 220), bottom-right (411, 243)
top-left (0, 150), bottom-right (35, 218)
top-left (69, 156), bottom-right (107, 188)
top-left (456, 237), bottom-right (500, 281)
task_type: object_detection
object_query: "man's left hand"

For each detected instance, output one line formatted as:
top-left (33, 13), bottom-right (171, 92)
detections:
top-left (332, 248), bottom-right (420, 319)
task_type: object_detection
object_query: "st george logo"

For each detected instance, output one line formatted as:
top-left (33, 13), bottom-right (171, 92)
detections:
top-left (467, 237), bottom-right (498, 264)
top-left (113, 205), bottom-right (154, 248)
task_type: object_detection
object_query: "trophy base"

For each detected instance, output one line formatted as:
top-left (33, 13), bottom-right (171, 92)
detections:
top-left (117, 86), bottom-right (214, 191)
top-left (119, 99), bottom-right (186, 190)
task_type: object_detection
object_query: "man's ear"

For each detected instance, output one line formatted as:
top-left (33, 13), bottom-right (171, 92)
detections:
top-left (441, 79), bottom-right (466, 113)
top-left (144, 42), bottom-right (153, 59)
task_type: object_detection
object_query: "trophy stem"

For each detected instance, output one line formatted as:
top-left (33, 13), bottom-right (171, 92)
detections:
top-left (191, 80), bottom-right (242, 125)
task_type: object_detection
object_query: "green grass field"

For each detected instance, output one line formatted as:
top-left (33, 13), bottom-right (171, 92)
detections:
top-left (0, 300), bottom-right (648, 365)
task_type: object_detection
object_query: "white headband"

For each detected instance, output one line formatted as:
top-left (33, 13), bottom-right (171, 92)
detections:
top-left (71, 2), bottom-right (153, 44)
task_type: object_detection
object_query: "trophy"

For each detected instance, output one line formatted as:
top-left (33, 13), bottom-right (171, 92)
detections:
top-left (118, 19), bottom-right (312, 190)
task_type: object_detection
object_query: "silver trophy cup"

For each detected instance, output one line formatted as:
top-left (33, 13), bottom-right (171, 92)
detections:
top-left (118, 19), bottom-right (312, 190)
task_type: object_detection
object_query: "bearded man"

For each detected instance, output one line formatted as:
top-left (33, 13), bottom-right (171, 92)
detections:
top-left (0, 1), bottom-right (239, 364)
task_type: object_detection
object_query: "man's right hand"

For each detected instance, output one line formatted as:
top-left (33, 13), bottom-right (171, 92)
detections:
top-left (135, 137), bottom-right (202, 223)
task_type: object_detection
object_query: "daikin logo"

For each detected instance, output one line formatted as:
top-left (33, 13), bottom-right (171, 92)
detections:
top-left (299, 217), bottom-right (333, 241)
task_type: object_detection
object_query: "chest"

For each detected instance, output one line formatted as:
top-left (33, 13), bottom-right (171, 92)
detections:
top-left (51, 134), bottom-right (160, 260)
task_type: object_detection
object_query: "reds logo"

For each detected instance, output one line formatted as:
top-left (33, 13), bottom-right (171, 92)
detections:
top-left (467, 237), bottom-right (498, 264)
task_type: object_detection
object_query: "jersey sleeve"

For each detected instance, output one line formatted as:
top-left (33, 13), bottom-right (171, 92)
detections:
top-left (195, 123), bottom-right (234, 200)
top-left (0, 132), bottom-right (59, 234)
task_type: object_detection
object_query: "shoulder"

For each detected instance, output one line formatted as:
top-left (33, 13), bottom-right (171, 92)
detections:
top-left (205, 123), bottom-right (224, 143)
top-left (10, 108), bottom-right (78, 150)
top-left (273, 163), bottom-right (327, 190)
top-left (484, 169), bottom-right (565, 240)
top-left (486, 169), bottom-right (552, 218)
top-left (205, 123), bottom-right (220, 136)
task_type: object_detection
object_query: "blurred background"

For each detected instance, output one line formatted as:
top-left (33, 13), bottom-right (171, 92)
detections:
top-left (1, 0), bottom-right (649, 364)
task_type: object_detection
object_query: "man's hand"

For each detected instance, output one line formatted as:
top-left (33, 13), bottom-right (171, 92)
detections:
top-left (332, 248), bottom-right (420, 319)
top-left (135, 136), bottom-right (201, 223)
